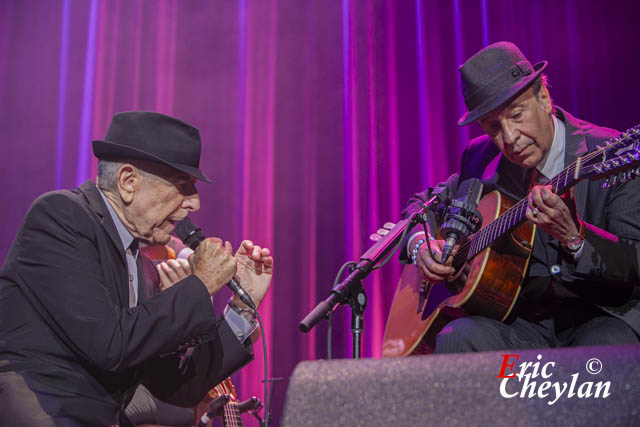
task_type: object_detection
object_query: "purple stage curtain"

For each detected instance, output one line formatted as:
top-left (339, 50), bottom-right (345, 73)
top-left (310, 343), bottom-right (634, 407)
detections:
top-left (1, 1), bottom-right (639, 425)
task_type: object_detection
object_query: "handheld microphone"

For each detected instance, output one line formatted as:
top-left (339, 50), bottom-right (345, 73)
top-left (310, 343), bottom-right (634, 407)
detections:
top-left (439, 178), bottom-right (483, 263)
top-left (174, 217), bottom-right (257, 310)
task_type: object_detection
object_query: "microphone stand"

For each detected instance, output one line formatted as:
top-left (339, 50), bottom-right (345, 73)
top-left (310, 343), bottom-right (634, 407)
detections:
top-left (298, 195), bottom-right (442, 359)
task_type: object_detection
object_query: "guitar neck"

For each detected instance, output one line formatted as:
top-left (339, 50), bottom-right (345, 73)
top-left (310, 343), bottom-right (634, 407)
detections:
top-left (463, 123), bottom-right (640, 261)
top-left (222, 401), bottom-right (242, 427)
top-left (466, 159), bottom-right (582, 260)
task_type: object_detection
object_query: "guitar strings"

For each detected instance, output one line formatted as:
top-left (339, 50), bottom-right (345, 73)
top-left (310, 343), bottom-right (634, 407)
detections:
top-left (452, 131), bottom-right (635, 265)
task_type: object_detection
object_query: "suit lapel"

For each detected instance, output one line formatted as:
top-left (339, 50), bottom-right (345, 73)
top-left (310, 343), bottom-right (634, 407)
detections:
top-left (557, 108), bottom-right (590, 219)
top-left (78, 180), bottom-right (130, 308)
top-left (495, 155), bottom-right (529, 201)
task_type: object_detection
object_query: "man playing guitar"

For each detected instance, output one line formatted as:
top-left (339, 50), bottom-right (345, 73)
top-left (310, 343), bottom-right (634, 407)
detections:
top-left (399, 42), bottom-right (640, 354)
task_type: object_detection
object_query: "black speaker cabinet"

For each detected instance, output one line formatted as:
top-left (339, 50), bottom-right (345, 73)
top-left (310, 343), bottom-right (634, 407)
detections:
top-left (282, 345), bottom-right (640, 426)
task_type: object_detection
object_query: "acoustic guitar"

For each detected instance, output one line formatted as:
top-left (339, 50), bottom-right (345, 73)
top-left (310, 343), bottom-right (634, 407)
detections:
top-left (206, 378), bottom-right (243, 427)
top-left (382, 125), bottom-right (640, 358)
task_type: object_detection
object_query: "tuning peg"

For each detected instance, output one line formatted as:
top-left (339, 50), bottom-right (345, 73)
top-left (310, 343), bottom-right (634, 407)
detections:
top-left (602, 179), bottom-right (610, 189)
top-left (611, 175), bottom-right (618, 186)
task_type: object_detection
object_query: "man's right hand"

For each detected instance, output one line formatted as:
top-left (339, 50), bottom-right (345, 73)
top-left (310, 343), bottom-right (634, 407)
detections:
top-left (189, 238), bottom-right (237, 296)
top-left (410, 235), bottom-right (457, 283)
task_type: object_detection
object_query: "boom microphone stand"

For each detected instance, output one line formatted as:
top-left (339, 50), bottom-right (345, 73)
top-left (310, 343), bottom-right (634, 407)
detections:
top-left (298, 194), bottom-right (443, 359)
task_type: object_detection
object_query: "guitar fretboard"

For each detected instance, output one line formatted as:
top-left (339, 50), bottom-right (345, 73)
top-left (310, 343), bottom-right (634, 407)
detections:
top-left (223, 401), bottom-right (242, 427)
top-left (456, 125), bottom-right (640, 263)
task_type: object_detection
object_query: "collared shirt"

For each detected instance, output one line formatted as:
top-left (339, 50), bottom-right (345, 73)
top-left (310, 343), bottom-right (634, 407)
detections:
top-left (97, 187), bottom-right (255, 342)
top-left (535, 114), bottom-right (566, 182)
top-left (98, 188), bottom-right (139, 307)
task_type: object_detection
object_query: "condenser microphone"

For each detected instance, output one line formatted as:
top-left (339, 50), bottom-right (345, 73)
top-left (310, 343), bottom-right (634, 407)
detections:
top-left (439, 178), bottom-right (483, 263)
top-left (175, 218), bottom-right (256, 310)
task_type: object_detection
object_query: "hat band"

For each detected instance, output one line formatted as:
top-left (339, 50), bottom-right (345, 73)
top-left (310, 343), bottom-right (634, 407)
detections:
top-left (464, 60), bottom-right (534, 111)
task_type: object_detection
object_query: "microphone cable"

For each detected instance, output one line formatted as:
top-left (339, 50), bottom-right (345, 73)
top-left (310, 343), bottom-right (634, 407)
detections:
top-left (254, 309), bottom-right (270, 427)
top-left (325, 209), bottom-right (421, 359)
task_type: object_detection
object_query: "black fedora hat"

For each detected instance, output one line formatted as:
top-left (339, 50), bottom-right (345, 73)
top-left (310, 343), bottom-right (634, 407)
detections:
top-left (458, 41), bottom-right (547, 126)
top-left (92, 111), bottom-right (211, 182)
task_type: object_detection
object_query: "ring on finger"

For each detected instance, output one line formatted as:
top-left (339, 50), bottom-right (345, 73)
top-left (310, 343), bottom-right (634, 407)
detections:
top-left (532, 207), bottom-right (539, 216)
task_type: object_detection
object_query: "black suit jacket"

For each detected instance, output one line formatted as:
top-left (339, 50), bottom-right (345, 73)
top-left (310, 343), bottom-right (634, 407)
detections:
top-left (403, 108), bottom-right (640, 335)
top-left (0, 180), bottom-right (253, 426)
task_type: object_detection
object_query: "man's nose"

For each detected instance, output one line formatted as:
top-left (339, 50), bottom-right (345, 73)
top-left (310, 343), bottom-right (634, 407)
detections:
top-left (183, 193), bottom-right (200, 212)
top-left (501, 121), bottom-right (519, 146)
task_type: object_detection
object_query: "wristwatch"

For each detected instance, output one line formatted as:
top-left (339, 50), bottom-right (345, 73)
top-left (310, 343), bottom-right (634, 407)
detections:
top-left (561, 221), bottom-right (585, 253)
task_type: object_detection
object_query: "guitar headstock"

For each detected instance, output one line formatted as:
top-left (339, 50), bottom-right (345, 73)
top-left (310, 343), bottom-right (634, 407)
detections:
top-left (209, 377), bottom-right (239, 402)
top-left (579, 125), bottom-right (640, 187)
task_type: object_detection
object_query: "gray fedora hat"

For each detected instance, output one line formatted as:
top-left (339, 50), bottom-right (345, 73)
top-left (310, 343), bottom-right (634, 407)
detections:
top-left (458, 41), bottom-right (547, 126)
top-left (92, 111), bottom-right (211, 182)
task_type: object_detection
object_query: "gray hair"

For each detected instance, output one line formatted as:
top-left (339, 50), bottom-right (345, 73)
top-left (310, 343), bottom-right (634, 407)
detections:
top-left (97, 159), bottom-right (154, 192)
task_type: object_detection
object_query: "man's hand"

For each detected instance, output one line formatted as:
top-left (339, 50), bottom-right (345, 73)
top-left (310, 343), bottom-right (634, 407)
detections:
top-left (525, 185), bottom-right (581, 245)
top-left (156, 258), bottom-right (191, 291)
top-left (189, 238), bottom-right (237, 296)
top-left (233, 240), bottom-right (273, 309)
top-left (410, 235), bottom-right (457, 283)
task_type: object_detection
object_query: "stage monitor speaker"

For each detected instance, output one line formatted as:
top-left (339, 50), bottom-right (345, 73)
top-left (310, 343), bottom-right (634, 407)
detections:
top-left (282, 344), bottom-right (640, 426)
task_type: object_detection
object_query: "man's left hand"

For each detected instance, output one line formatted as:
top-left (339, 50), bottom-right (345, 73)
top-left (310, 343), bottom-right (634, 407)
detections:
top-left (233, 240), bottom-right (273, 309)
top-left (525, 185), bottom-right (581, 246)
top-left (157, 258), bottom-right (192, 291)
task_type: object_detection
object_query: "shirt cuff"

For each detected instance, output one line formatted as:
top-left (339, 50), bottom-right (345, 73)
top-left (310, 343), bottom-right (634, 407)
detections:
top-left (224, 304), bottom-right (257, 344)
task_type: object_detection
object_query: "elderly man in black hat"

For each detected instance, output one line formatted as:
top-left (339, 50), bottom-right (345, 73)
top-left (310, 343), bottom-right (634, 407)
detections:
top-left (0, 112), bottom-right (272, 426)
top-left (404, 41), bottom-right (640, 353)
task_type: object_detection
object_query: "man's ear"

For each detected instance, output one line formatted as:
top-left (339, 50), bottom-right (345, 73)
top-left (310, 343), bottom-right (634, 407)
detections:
top-left (117, 164), bottom-right (139, 204)
top-left (539, 85), bottom-right (552, 114)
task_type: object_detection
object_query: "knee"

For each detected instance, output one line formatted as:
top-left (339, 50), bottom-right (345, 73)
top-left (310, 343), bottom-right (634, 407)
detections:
top-left (434, 316), bottom-right (490, 354)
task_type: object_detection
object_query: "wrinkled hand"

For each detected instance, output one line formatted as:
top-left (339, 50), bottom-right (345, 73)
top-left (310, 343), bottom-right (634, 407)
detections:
top-left (156, 258), bottom-right (191, 291)
top-left (189, 238), bottom-right (237, 296)
top-left (233, 240), bottom-right (273, 309)
top-left (525, 185), bottom-right (581, 245)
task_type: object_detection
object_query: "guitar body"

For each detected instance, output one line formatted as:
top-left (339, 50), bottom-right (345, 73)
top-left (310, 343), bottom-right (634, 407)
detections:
top-left (382, 190), bottom-right (536, 357)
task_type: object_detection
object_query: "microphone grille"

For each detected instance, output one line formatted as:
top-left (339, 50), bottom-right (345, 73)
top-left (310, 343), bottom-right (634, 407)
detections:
top-left (174, 217), bottom-right (203, 250)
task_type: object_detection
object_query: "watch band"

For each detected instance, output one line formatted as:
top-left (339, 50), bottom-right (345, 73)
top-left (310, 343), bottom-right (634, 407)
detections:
top-left (561, 220), bottom-right (585, 253)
